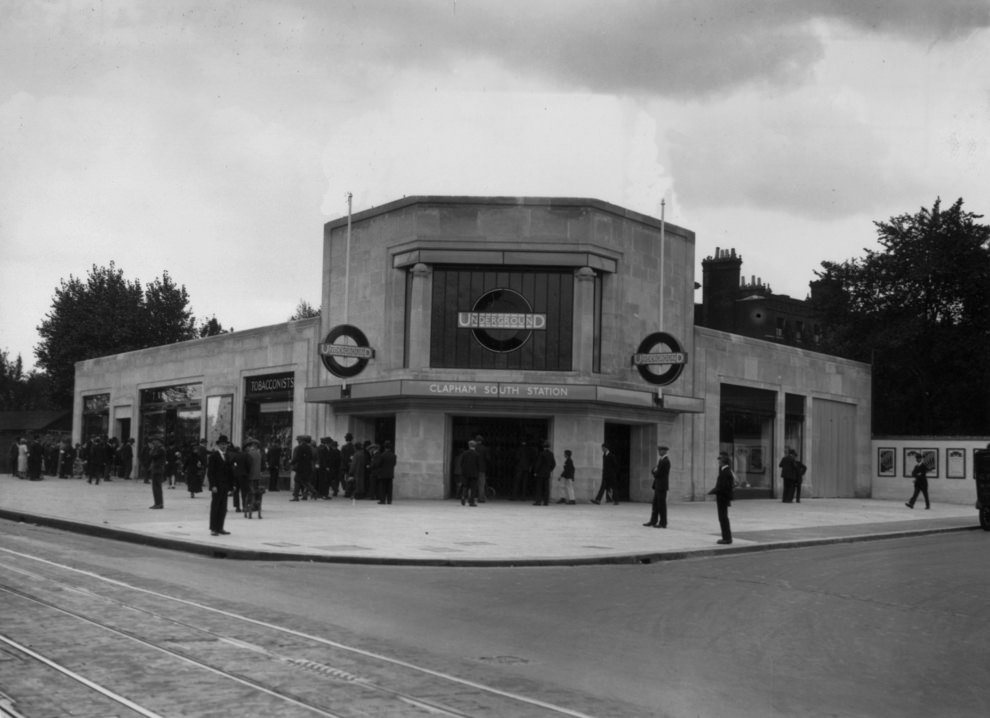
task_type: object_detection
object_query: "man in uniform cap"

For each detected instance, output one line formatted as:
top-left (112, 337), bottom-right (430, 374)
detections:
top-left (645, 445), bottom-right (671, 528)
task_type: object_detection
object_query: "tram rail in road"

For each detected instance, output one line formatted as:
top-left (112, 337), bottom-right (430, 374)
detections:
top-left (0, 546), bottom-right (599, 718)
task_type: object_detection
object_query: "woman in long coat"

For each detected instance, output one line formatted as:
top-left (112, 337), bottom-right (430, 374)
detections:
top-left (184, 442), bottom-right (204, 497)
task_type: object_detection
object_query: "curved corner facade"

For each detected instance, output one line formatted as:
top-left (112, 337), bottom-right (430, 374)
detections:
top-left (74, 196), bottom-right (871, 502)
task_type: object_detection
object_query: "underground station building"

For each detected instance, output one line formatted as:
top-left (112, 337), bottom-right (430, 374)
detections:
top-left (74, 196), bottom-right (871, 503)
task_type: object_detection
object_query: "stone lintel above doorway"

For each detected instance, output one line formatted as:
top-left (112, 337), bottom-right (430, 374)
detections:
top-left (392, 248), bottom-right (617, 274)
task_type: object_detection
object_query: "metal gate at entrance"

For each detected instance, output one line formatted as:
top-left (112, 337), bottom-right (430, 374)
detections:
top-left (450, 416), bottom-right (551, 500)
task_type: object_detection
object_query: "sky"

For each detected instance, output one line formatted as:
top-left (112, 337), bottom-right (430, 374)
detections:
top-left (2, 0), bottom-right (989, 372)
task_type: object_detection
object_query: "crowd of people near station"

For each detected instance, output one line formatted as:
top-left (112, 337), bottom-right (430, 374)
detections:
top-left (7, 433), bottom-right (122, 482)
top-left (9, 431), bottom-right (787, 545)
top-left (200, 432), bottom-right (397, 535)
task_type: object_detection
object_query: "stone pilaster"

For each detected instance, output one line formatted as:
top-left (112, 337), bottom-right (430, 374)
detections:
top-left (408, 263), bottom-right (432, 370)
top-left (572, 266), bottom-right (597, 375)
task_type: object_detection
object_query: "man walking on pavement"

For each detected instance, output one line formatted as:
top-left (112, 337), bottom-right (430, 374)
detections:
top-left (592, 444), bottom-right (620, 505)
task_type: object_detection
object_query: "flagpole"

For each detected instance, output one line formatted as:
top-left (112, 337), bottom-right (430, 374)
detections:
top-left (659, 198), bottom-right (666, 328)
top-left (344, 192), bottom-right (352, 324)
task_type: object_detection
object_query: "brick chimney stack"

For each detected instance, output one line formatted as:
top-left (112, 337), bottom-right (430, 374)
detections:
top-left (700, 247), bottom-right (743, 330)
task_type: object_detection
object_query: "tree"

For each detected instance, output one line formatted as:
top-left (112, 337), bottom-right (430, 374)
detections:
top-left (35, 263), bottom-right (204, 408)
top-left (809, 198), bottom-right (990, 434)
top-left (1, 349), bottom-right (56, 411)
top-left (144, 272), bottom-right (196, 346)
top-left (198, 315), bottom-right (232, 338)
top-left (289, 299), bottom-right (321, 320)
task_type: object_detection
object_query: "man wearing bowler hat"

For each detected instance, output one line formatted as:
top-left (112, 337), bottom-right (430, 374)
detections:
top-left (207, 435), bottom-right (234, 536)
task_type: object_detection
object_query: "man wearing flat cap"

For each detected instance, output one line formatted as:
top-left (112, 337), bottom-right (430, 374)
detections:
top-left (645, 445), bottom-right (671, 528)
top-left (207, 435), bottom-right (234, 536)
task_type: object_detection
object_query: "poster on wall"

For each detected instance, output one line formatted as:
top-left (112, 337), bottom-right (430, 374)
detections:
top-left (206, 395), bottom-right (233, 447)
top-left (903, 448), bottom-right (938, 479)
top-left (877, 448), bottom-right (895, 477)
top-left (947, 449), bottom-right (966, 479)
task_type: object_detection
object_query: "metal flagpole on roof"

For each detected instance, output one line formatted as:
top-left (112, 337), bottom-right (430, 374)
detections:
top-left (344, 192), bottom-right (352, 324)
top-left (659, 198), bottom-right (666, 328)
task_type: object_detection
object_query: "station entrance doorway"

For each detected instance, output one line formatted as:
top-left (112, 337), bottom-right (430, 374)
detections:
top-left (450, 416), bottom-right (551, 500)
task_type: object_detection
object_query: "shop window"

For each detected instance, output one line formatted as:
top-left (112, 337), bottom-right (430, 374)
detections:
top-left (82, 393), bottom-right (110, 440)
top-left (140, 383), bottom-right (203, 458)
top-left (243, 373), bottom-right (294, 459)
top-left (720, 384), bottom-right (776, 496)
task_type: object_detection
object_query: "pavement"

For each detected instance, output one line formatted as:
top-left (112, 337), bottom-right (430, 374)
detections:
top-left (0, 474), bottom-right (984, 566)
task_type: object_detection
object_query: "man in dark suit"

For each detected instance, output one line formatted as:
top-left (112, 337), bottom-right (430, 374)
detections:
top-left (340, 433), bottom-right (355, 497)
top-left (207, 435), bottom-right (234, 536)
top-left (779, 448), bottom-right (799, 503)
top-left (372, 440), bottom-right (398, 504)
top-left (459, 440), bottom-right (480, 507)
top-left (532, 440), bottom-right (557, 506)
top-left (709, 451), bottom-right (735, 544)
top-left (905, 452), bottom-right (931, 509)
top-left (645, 445), bottom-right (671, 527)
top-left (592, 444), bottom-right (620, 505)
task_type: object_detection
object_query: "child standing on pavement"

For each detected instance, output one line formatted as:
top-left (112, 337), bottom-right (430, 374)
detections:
top-left (556, 449), bottom-right (576, 504)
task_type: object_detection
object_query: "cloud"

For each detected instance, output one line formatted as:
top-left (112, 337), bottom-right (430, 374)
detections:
top-left (666, 89), bottom-right (929, 219)
top-left (320, 83), bottom-right (669, 217)
top-left (814, 0), bottom-right (990, 41)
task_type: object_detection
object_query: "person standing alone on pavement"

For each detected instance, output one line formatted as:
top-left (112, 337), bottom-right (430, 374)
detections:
top-left (905, 452), bottom-right (931, 509)
top-left (460, 440), bottom-right (480, 507)
top-left (208, 435), bottom-right (233, 536)
top-left (645, 445), bottom-right (670, 528)
top-left (555, 449), bottom-right (576, 504)
top-left (148, 438), bottom-right (165, 509)
top-left (709, 451), bottom-right (735, 544)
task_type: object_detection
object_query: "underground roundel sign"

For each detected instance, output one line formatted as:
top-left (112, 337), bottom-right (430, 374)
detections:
top-left (320, 324), bottom-right (375, 378)
top-left (632, 332), bottom-right (688, 386)
top-left (457, 288), bottom-right (546, 353)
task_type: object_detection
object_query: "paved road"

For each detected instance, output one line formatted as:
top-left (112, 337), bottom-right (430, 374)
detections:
top-left (2, 521), bottom-right (988, 717)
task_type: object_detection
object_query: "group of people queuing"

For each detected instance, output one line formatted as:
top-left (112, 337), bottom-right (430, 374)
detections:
top-left (201, 432), bottom-right (398, 536)
top-left (285, 433), bottom-right (397, 505)
top-left (8, 434), bottom-right (135, 483)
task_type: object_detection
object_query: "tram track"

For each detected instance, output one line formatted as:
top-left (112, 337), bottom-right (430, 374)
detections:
top-left (0, 546), bottom-right (598, 718)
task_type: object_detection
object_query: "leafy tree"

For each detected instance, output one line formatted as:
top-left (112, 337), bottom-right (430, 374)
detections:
top-left (0, 349), bottom-right (56, 411)
top-left (144, 272), bottom-right (196, 346)
top-left (289, 299), bottom-right (321, 320)
top-left (810, 198), bottom-right (990, 434)
top-left (198, 315), bottom-right (232, 338)
top-left (35, 262), bottom-right (204, 408)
